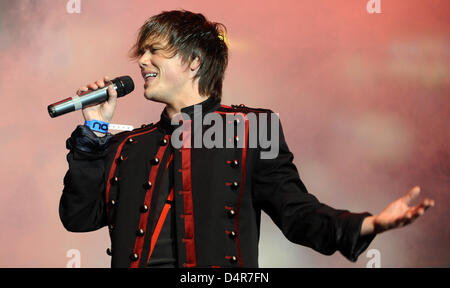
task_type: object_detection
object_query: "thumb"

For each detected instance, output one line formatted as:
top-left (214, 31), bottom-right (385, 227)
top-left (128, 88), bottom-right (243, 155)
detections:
top-left (106, 84), bottom-right (118, 106)
top-left (401, 186), bottom-right (421, 205)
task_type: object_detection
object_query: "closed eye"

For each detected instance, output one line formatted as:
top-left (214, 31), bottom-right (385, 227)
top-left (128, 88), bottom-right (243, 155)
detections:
top-left (137, 46), bottom-right (158, 55)
top-left (150, 47), bottom-right (161, 53)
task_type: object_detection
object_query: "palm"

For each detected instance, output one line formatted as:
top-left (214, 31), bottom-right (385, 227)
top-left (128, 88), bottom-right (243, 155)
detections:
top-left (82, 101), bottom-right (115, 123)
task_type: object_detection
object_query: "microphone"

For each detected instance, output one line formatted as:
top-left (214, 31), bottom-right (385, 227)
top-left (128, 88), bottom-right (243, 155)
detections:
top-left (47, 76), bottom-right (134, 118)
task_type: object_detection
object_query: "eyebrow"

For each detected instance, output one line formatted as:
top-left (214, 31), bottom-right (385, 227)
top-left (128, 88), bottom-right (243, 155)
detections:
top-left (142, 43), bottom-right (157, 48)
top-left (141, 41), bottom-right (168, 51)
top-left (142, 36), bottom-right (166, 46)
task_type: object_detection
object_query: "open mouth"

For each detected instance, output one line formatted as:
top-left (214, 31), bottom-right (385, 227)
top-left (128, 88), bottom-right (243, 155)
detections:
top-left (143, 72), bottom-right (158, 87)
top-left (143, 72), bottom-right (158, 80)
top-left (144, 72), bottom-right (158, 79)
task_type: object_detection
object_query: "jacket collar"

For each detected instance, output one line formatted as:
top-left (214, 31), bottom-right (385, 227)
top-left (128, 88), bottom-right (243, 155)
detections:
top-left (159, 96), bottom-right (221, 133)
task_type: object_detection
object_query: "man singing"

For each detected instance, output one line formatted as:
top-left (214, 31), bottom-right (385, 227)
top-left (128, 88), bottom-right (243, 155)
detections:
top-left (59, 10), bottom-right (434, 268)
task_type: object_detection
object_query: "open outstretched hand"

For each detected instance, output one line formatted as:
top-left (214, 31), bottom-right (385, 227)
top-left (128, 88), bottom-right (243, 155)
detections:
top-left (361, 186), bottom-right (435, 236)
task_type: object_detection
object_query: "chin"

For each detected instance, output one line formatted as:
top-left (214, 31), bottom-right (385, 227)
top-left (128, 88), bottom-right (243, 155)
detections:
top-left (144, 92), bottom-right (167, 104)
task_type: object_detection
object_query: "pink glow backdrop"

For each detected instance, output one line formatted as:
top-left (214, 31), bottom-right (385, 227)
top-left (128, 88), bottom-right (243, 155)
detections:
top-left (0, 0), bottom-right (448, 267)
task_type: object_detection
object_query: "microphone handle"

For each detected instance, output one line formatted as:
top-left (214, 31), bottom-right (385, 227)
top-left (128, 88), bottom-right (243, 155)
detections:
top-left (48, 82), bottom-right (116, 118)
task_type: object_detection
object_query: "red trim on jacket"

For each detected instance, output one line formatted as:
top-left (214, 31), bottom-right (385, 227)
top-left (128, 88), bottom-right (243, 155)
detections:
top-left (130, 134), bottom-right (171, 268)
top-left (148, 152), bottom-right (173, 234)
top-left (166, 153), bottom-right (174, 169)
top-left (147, 187), bottom-right (174, 262)
top-left (181, 120), bottom-right (197, 267)
top-left (236, 115), bottom-right (249, 267)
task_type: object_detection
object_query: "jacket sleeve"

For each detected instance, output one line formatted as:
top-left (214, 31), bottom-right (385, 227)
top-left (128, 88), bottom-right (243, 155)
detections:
top-left (59, 125), bottom-right (114, 232)
top-left (252, 113), bottom-right (376, 262)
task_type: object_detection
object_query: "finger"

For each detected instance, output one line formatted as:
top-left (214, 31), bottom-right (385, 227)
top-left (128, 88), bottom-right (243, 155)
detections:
top-left (396, 210), bottom-right (417, 227)
top-left (423, 198), bottom-right (435, 208)
top-left (87, 83), bottom-right (99, 90)
top-left (405, 211), bottom-right (413, 220)
top-left (421, 199), bottom-right (435, 211)
top-left (401, 186), bottom-right (421, 205)
top-left (96, 79), bottom-right (105, 88)
top-left (411, 199), bottom-right (434, 215)
top-left (407, 208), bottom-right (423, 224)
top-left (104, 75), bottom-right (113, 90)
top-left (405, 199), bottom-right (435, 225)
top-left (405, 202), bottom-right (429, 220)
top-left (77, 86), bottom-right (89, 95)
top-left (106, 84), bottom-right (117, 104)
top-left (410, 206), bottom-right (424, 218)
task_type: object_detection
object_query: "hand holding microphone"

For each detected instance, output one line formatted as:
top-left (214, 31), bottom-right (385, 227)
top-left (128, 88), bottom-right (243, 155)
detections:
top-left (78, 76), bottom-right (118, 123)
top-left (47, 75), bottom-right (134, 121)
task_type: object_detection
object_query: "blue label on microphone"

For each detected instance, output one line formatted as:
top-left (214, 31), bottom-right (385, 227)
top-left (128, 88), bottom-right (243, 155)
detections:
top-left (84, 120), bottom-right (109, 134)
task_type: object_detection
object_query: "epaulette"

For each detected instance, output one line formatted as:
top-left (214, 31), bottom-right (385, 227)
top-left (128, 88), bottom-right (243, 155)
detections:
top-left (231, 104), bottom-right (247, 109)
top-left (137, 123), bottom-right (155, 130)
top-left (230, 104), bottom-right (273, 113)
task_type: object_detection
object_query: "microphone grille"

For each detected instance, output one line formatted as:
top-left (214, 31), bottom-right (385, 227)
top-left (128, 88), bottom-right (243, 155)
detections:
top-left (115, 76), bottom-right (135, 97)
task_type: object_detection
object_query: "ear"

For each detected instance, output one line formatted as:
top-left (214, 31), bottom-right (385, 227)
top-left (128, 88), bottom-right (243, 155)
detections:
top-left (189, 56), bottom-right (201, 72)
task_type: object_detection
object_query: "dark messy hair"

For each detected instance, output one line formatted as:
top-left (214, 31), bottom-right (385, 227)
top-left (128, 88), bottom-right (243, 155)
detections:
top-left (129, 10), bottom-right (228, 102)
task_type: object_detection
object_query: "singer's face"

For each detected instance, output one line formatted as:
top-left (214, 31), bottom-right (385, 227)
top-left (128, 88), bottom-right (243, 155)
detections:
top-left (138, 40), bottom-right (193, 104)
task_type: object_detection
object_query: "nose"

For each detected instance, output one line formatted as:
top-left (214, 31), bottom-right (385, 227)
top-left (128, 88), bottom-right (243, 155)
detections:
top-left (138, 50), bottom-right (151, 69)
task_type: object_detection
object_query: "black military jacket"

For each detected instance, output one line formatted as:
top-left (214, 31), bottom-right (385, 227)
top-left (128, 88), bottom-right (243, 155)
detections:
top-left (59, 97), bottom-right (376, 268)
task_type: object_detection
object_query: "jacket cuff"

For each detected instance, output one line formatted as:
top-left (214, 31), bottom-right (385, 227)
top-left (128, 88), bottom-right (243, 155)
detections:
top-left (66, 125), bottom-right (113, 158)
top-left (339, 212), bottom-right (377, 262)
